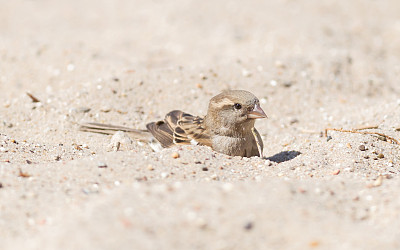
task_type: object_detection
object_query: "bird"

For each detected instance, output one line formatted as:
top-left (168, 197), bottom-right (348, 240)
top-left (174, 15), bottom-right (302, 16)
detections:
top-left (79, 90), bottom-right (267, 157)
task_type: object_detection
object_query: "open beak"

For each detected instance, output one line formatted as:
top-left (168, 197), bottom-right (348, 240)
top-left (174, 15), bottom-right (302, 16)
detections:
top-left (248, 104), bottom-right (267, 119)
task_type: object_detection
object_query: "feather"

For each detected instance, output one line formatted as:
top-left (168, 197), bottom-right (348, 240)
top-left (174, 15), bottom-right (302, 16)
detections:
top-left (79, 122), bottom-right (153, 142)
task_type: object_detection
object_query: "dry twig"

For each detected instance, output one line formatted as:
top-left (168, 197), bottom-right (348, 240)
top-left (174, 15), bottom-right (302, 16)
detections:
top-left (26, 92), bottom-right (41, 103)
top-left (324, 127), bottom-right (400, 145)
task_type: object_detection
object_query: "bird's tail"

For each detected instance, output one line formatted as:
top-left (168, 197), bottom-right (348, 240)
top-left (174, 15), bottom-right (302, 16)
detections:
top-left (79, 122), bottom-right (154, 142)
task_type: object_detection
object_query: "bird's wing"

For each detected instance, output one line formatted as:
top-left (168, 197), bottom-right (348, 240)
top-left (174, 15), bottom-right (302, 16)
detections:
top-left (145, 120), bottom-right (175, 148)
top-left (146, 110), bottom-right (211, 147)
top-left (251, 127), bottom-right (264, 157)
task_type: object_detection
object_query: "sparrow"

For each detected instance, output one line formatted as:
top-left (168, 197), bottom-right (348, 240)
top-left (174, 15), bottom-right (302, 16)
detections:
top-left (80, 90), bottom-right (267, 157)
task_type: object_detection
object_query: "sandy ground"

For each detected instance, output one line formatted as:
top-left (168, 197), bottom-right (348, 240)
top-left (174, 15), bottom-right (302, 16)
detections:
top-left (1, 0), bottom-right (400, 249)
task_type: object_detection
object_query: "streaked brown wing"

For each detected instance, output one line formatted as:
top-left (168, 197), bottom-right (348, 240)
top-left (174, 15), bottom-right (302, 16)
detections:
top-left (146, 120), bottom-right (174, 148)
top-left (168, 110), bottom-right (211, 146)
top-left (147, 110), bottom-right (211, 147)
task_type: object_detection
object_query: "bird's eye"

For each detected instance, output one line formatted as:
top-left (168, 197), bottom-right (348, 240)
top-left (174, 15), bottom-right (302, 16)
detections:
top-left (233, 103), bottom-right (242, 110)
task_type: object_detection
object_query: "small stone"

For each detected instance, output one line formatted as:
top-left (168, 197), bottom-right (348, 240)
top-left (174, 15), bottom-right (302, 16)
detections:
top-left (199, 73), bottom-right (207, 80)
top-left (107, 131), bottom-right (132, 151)
top-left (275, 60), bottom-right (285, 68)
top-left (77, 107), bottom-right (91, 113)
top-left (98, 162), bottom-right (107, 168)
top-left (0, 183), bottom-right (3, 188)
top-left (377, 153), bottom-right (384, 159)
top-left (332, 169), bottom-right (340, 175)
top-left (242, 69), bottom-right (252, 77)
top-left (54, 155), bottom-right (61, 161)
top-left (359, 145), bottom-right (366, 151)
top-left (202, 167), bottom-right (208, 171)
top-left (147, 165), bottom-right (154, 171)
top-left (67, 63), bottom-right (75, 71)
top-left (18, 169), bottom-right (31, 178)
top-left (269, 79), bottom-right (277, 86)
top-left (196, 83), bottom-right (203, 89)
top-left (171, 152), bottom-right (180, 159)
top-left (244, 221), bottom-right (254, 230)
top-left (283, 81), bottom-right (293, 88)
top-left (161, 172), bottom-right (169, 179)
top-left (309, 241), bottom-right (320, 247)
top-left (100, 107), bottom-right (111, 113)
top-left (373, 176), bottom-right (383, 187)
top-left (289, 118), bottom-right (299, 124)
top-left (326, 136), bottom-right (332, 142)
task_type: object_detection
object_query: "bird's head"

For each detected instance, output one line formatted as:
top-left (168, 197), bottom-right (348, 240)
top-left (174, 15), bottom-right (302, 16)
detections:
top-left (205, 90), bottom-right (267, 135)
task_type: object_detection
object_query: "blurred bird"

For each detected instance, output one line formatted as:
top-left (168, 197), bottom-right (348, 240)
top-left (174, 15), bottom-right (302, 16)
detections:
top-left (80, 90), bottom-right (267, 157)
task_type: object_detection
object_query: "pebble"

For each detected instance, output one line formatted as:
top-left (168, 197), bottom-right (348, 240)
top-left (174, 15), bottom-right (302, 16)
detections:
top-left (199, 73), bottom-right (207, 80)
top-left (147, 165), bottom-right (154, 171)
top-left (77, 107), bottom-right (91, 113)
top-left (67, 63), bottom-right (75, 71)
top-left (275, 60), bottom-right (285, 68)
top-left (242, 69), bottom-right (252, 77)
top-left (283, 81), bottom-right (293, 88)
top-left (332, 169), bottom-right (340, 175)
top-left (161, 172), bottom-right (169, 179)
top-left (244, 221), bottom-right (254, 231)
top-left (269, 79), bottom-right (277, 86)
top-left (171, 152), bottom-right (180, 159)
top-left (265, 159), bottom-right (273, 166)
top-left (202, 167), bottom-right (208, 171)
top-left (98, 162), bottom-right (108, 168)
top-left (377, 153), bottom-right (384, 159)
top-left (373, 176), bottom-right (383, 187)
top-left (107, 131), bottom-right (132, 151)
top-left (358, 145), bottom-right (366, 151)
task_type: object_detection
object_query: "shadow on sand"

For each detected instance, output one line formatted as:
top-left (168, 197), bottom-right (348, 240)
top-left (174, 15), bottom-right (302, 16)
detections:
top-left (266, 150), bottom-right (301, 163)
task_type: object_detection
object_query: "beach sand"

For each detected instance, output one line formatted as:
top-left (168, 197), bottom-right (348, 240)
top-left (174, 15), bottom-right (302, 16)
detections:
top-left (1, 0), bottom-right (400, 249)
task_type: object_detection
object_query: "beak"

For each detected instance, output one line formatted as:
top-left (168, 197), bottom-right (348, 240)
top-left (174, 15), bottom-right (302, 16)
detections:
top-left (248, 104), bottom-right (267, 119)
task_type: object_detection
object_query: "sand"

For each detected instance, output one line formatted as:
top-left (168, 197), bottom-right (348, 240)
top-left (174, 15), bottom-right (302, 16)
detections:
top-left (1, 0), bottom-right (400, 249)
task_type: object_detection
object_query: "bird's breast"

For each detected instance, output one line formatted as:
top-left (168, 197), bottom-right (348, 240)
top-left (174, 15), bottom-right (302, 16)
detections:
top-left (210, 134), bottom-right (255, 157)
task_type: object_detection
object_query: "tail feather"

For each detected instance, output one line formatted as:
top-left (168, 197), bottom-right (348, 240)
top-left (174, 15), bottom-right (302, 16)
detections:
top-left (79, 122), bottom-right (153, 142)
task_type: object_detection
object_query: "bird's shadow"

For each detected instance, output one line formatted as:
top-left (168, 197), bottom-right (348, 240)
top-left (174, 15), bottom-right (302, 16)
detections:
top-left (265, 150), bottom-right (301, 163)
